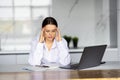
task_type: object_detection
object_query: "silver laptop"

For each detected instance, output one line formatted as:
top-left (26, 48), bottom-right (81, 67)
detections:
top-left (60, 45), bottom-right (107, 70)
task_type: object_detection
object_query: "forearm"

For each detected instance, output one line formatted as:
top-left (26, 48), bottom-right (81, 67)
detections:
top-left (28, 42), bottom-right (44, 66)
top-left (57, 40), bottom-right (71, 66)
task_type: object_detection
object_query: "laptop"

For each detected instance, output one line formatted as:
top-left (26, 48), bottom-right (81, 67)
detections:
top-left (60, 44), bottom-right (107, 70)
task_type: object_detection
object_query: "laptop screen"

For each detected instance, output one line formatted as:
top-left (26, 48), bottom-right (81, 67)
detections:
top-left (78, 45), bottom-right (107, 69)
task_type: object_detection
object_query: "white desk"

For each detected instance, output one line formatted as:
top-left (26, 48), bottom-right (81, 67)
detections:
top-left (0, 61), bottom-right (120, 72)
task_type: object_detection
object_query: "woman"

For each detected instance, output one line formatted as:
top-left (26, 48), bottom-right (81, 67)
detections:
top-left (28, 17), bottom-right (70, 66)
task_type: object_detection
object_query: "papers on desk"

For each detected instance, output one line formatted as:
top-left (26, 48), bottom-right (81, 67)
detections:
top-left (23, 64), bottom-right (59, 71)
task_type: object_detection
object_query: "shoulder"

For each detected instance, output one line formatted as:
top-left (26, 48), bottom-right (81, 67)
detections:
top-left (56, 38), bottom-right (68, 47)
top-left (62, 38), bottom-right (67, 44)
top-left (31, 33), bottom-right (40, 46)
top-left (55, 38), bottom-right (67, 43)
top-left (33, 33), bottom-right (40, 41)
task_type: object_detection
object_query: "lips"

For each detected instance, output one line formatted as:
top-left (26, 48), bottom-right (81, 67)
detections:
top-left (48, 36), bottom-right (52, 39)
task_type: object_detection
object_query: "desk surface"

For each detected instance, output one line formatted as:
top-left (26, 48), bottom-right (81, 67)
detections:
top-left (0, 69), bottom-right (120, 80)
top-left (0, 61), bottom-right (119, 72)
top-left (0, 61), bottom-right (120, 80)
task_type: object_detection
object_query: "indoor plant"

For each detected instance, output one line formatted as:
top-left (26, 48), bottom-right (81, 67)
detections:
top-left (63, 35), bottom-right (72, 48)
top-left (72, 36), bottom-right (79, 48)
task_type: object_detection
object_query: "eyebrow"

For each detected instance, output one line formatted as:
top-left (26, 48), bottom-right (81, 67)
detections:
top-left (45, 29), bottom-right (57, 31)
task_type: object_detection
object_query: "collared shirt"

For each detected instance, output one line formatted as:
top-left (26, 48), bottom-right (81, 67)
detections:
top-left (28, 35), bottom-right (70, 66)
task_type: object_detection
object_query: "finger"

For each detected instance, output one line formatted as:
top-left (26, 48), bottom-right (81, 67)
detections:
top-left (56, 28), bottom-right (60, 35)
top-left (42, 28), bottom-right (45, 32)
top-left (56, 28), bottom-right (62, 41)
top-left (57, 28), bottom-right (60, 32)
top-left (57, 28), bottom-right (61, 36)
top-left (41, 28), bottom-right (45, 35)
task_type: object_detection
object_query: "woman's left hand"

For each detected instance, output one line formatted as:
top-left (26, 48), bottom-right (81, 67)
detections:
top-left (56, 28), bottom-right (62, 42)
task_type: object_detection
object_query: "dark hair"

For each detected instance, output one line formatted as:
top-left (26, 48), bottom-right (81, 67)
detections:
top-left (42, 17), bottom-right (58, 28)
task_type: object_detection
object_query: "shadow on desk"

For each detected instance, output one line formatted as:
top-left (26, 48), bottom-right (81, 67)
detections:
top-left (0, 69), bottom-right (120, 80)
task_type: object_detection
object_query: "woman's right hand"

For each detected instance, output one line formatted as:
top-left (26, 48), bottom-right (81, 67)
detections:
top-left (39, 28), bottom-right (45, 43)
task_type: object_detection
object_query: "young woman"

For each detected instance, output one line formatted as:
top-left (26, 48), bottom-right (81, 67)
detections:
top-left (28, 17), bottom-right (70, 66)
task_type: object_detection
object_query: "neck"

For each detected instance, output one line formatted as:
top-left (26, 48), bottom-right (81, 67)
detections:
top-left (45, 39), bottom-right (54, 51)
top-left (45, 39), bottom-right (53, 44)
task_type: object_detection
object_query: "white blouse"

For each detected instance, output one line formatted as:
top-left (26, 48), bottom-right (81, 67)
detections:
top-left (28, 35), bottom-right (71, 66)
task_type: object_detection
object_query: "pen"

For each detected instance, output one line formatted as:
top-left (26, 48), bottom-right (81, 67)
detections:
top-left (22, 67), bottom-right (33, 71)
top-left (35, 65), bottom-right (49, 68)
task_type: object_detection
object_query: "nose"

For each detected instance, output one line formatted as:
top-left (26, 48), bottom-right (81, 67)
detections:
top-left (48, 31), bottom-right (52, 35)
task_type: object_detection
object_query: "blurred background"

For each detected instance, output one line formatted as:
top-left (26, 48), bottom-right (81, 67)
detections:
top-left (0, 0), bottom-right (117, 51)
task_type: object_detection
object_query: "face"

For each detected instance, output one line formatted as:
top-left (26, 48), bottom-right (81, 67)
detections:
top-left (43, 24), bottom-right (57, 41)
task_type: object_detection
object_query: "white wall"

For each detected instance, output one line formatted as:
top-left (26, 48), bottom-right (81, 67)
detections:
top-left (0, 0), bottom-right (112, 50)
top-left (52, 0), bottom-right (110, 48)
top-left (117, 0), bottom-right (120, 61)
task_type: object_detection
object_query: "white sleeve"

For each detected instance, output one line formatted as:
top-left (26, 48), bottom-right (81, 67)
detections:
top-left (28, 38), bottom-right (44, 66)
top-left (57, 38), bottom-right (71, 66)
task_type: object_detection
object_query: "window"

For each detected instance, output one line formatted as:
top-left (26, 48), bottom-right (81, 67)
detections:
top-left (0, 0), bottom-right (52, 50)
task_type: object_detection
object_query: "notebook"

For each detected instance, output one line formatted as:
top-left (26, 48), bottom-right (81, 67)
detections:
top-left (60, 45), bottom-right (107, 70)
